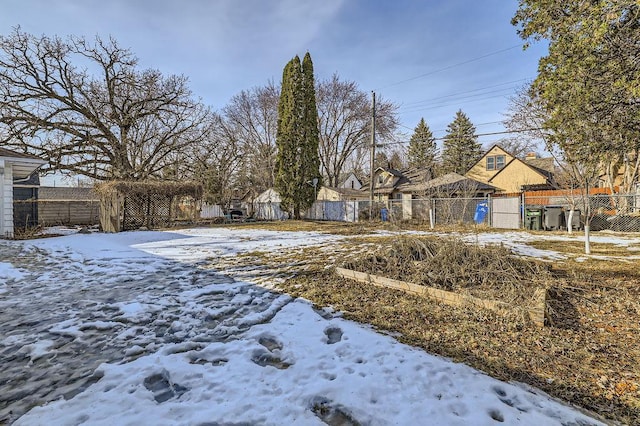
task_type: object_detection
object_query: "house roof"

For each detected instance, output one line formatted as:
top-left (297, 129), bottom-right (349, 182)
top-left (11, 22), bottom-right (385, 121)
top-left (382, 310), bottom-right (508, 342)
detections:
top-left (320, 186), bottom-right (369, 200)
top-left (375, 167), bottom-right (404, 178)
top-left (400, 173), bottom-right (496, 193)
top-left (471, 144), bottom-right (555, 190)
top-left (331, 187), bottom-right (367, 197)
top-left (0, 147), bottom-right (46, 179)
top-left (525, 157), bottom-right (555, 174)
top-left (488, 156), bottom-right (554, 187)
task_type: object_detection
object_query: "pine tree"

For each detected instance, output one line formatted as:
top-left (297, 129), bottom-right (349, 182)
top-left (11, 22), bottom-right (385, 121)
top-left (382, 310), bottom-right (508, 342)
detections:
top-left (275, 53), bottom-right (321, 219)
top-left (441, 110), bottom-right (482, 174)
top-left (407, 118), bottom-right (437, 174)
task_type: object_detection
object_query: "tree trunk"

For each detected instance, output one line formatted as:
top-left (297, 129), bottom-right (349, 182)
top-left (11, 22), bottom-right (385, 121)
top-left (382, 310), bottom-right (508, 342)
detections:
top-left (584, 224), bottom-right (591, 255)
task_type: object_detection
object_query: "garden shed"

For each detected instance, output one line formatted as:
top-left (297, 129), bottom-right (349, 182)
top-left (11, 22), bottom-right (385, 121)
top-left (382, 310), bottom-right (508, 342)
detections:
top-left (97, 181), bottom-right (202, 232)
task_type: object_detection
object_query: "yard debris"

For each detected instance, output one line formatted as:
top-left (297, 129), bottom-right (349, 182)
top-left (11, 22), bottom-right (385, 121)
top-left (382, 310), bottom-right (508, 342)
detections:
top-left (342, 236), bottom-right (552, 306)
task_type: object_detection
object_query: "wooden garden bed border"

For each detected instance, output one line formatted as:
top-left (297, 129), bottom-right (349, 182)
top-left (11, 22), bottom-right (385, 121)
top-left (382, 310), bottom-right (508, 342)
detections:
top-left (335, 267), bottom-right (546, 328)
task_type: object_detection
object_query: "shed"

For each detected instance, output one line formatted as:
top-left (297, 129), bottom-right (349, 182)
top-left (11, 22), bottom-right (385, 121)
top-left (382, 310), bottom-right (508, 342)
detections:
top-left (0, 147), bottom-right (46, 238)
top-left (253, 188), bottom-right (288, 220)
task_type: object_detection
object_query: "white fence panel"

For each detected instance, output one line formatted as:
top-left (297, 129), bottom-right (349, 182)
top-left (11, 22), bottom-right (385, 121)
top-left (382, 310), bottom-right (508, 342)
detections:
top-left (200, 203), bottom-right (224, 219)
top-left (491, 197), bottom-right (520, 229)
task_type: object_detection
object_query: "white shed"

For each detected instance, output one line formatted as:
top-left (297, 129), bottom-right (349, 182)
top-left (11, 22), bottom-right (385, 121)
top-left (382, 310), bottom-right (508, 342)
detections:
top-left (253, 188), bottom-right (288, 220)
top-left (0, 148), bottom-right (46, 238)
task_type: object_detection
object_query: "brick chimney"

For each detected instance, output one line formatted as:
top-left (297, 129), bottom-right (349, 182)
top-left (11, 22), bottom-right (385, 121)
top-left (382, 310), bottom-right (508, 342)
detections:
top-left (525, 152), bottom-right (538, 160)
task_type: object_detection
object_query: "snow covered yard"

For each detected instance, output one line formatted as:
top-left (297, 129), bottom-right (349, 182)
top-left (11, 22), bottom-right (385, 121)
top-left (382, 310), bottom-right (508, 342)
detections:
top-left (0, 227), bottom-right (613, 425)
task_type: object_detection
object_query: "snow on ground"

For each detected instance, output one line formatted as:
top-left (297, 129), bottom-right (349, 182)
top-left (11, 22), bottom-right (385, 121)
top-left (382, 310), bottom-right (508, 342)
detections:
top-left (0, 228), bottom-right (612, 425)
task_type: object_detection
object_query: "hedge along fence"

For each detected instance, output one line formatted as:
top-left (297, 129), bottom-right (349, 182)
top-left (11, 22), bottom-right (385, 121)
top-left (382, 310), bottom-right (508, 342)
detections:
top-left (96, 181), bottom-right (203, 232)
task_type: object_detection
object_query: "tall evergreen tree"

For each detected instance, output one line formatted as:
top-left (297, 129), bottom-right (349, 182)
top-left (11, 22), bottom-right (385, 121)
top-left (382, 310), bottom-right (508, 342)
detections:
top-left (407, 118), bottom-right (437, 174)
top-left (441, 110), bottom-right (482, 174)
top-left (275, 53), bottom-right (321, 219)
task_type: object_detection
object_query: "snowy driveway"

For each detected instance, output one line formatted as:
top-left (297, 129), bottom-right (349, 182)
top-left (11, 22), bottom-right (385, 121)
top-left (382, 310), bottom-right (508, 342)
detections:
top-left (1, 228), bottom-right (603, 425)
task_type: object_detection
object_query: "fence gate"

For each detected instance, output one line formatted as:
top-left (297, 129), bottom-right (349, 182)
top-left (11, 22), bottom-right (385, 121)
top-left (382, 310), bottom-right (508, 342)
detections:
top-left (492, 196), bottom-right (520, 229)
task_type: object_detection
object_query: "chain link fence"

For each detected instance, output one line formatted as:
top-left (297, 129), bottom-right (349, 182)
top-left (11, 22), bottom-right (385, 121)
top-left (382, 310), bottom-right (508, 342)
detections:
top-left (525, 192), bottom-right (640, 232)
top-left (9, 191), bottom-right (640, 233)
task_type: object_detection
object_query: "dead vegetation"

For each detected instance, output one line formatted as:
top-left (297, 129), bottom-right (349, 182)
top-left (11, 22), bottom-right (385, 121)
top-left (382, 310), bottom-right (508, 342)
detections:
top-left (262, 233), bottom-right (640, 425)
top-left (342, 236), bottom-right (552, 306)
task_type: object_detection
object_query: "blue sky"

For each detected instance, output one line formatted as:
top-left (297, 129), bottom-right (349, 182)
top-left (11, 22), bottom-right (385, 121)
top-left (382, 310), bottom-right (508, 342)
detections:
top-left (2, 0), bottom-right (546, 151)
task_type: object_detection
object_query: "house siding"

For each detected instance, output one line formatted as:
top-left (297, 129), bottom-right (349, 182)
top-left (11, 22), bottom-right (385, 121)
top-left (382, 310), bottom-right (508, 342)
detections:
top-left (317, 187), bottom-right (341, 201)
top-left (490, 161), bottom-right (548, 193)
top-left (466, 146), bottom-right (514, 183)
top-left (1, 162), bottom-right (14, 237)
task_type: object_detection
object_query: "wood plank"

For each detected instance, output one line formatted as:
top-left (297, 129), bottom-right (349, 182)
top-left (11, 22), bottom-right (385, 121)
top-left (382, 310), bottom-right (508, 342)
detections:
top-left (335, 267), bottom-right (546, 327)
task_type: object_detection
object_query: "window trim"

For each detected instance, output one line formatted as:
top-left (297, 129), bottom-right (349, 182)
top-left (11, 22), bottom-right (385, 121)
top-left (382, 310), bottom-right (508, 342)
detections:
top-left (486, 155), bottom-right (506, 171)
top-left (486, 156), bottom-right (495, 171)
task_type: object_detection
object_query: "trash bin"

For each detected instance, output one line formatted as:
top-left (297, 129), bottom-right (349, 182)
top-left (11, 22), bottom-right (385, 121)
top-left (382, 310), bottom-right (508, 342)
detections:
top-left (473, 201), bottom-right (489, 224)
top-left (544, 206), bottom-right (565, 230)
top-left (564, 209), bottom-right (581, 230)
top-left (525, 207), bottom-right (543, 230)
top-left (380, 207), bottom-right (389, 222)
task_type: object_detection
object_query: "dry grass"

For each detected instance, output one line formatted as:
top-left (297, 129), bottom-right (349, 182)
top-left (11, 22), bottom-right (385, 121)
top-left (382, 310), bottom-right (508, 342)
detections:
top-left (528, 240), bottom-right (640, 257)
top-left (260, 234), bottom-right (640, 425)
top-left (207, 219), bottom-right (498, 235)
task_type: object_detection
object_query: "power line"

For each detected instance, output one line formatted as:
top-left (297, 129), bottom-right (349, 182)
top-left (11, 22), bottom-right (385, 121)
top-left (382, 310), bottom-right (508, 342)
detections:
top-left (375, 44), bottom-right (523, 90)
top-left (383, 127), bottom-right (542, 147)
top-left (400, 90), bottom-right (517, 114)
top-left (399, 120), bottom-right (506, 132)
top-left (400, 77), bottom-right (531, 107)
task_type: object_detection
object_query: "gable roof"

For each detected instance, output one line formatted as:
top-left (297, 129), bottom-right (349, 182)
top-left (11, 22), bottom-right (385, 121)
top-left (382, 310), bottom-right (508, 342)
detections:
top-left (488, 156), bottom-right (553, 185)
top-left (525, 157), bottom-right (555, 174)
top-left (471, 144), bottom-right (555, 185)
top-left (399, 172), bottom-right (496, 193)
top-left (374, 166), bottom-right (404, 177)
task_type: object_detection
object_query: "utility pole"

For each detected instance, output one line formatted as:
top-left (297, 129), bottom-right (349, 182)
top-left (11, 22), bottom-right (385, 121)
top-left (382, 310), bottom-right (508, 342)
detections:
top-left (368, 91), bottom-right (376, 220)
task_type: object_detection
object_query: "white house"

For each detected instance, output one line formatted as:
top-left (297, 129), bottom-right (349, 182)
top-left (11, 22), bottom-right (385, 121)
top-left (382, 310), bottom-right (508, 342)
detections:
top-left (0, 147), bottom-right (46, 238)
top-left (339, 173), bottom-right (363, 190)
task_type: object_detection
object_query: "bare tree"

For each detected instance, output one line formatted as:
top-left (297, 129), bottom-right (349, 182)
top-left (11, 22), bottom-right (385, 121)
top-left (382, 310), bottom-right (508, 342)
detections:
top-left (504, 83), bottom-right (606, 253)
top-left (182, 114), bottom-right (243, 209)
top-left (0, 28), bottom-right (211, 180)
top-left (316, 74), bottom-right (399, 187)
top-left (502, 84), bottom-right (548, 158)
top-left (223, 82), bottom-right (279, 195)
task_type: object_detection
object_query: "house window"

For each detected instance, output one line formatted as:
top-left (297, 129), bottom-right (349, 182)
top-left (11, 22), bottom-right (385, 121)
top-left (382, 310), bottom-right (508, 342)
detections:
top-left (377, 175), bottom-right (384, 184)
top-left (486, 157), bottom-right (495, 170)
top-left (486, 155), bottom-right (506, 171)
top-left (350, 180), bottom-right (354, 189)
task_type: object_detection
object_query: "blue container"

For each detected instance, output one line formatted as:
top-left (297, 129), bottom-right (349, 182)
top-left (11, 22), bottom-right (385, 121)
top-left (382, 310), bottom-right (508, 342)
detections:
top-left (473, 201), bottom-right (489, 224)
top-left (380, 207), bottom-right (389, 222)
